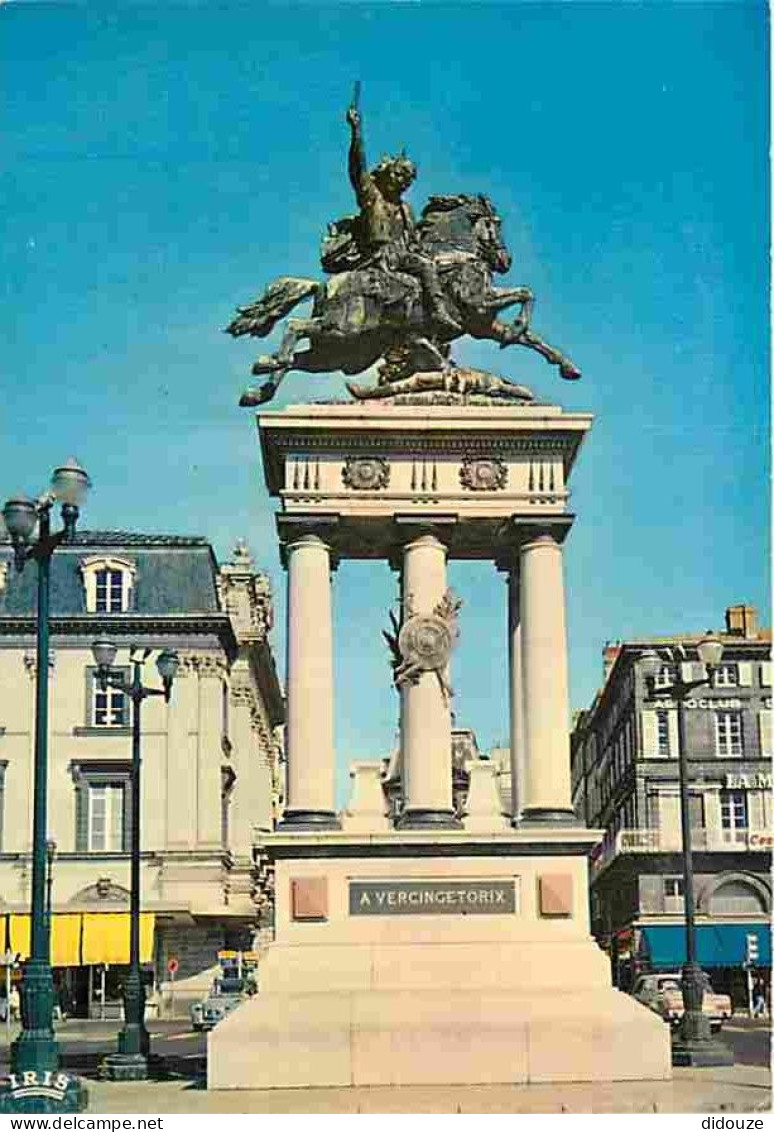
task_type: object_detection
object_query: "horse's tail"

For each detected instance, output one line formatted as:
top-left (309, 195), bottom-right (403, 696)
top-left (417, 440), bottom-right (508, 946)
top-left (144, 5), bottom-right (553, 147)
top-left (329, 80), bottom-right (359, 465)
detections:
top-left (225, 277), bottom-right (318, 338)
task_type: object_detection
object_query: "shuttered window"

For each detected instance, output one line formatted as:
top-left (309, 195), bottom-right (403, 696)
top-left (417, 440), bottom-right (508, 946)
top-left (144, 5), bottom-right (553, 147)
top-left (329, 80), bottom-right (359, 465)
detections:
top-left (88, 784), bottom-right (124, 852)
top-left (74, 765), bottom-right (131, 853)
top-left (642, 710), bottom-right (678, 758)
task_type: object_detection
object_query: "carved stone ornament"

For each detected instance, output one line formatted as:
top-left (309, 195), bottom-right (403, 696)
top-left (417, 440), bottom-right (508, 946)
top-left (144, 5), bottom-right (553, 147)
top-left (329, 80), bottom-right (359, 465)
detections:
top-left (398, 614), bottom-right (455, 673)
top-left (459, 456), bottom-right (507, 492)
top-left (342, 456), bottom-right (390, 491)
top-left (388, 589), bottom-right (463, 702)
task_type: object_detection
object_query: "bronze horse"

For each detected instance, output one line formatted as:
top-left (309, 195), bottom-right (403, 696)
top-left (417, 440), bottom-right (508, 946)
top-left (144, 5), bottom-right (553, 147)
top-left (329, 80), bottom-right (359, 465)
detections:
top-left (227, 194), bottom-right (580, 405)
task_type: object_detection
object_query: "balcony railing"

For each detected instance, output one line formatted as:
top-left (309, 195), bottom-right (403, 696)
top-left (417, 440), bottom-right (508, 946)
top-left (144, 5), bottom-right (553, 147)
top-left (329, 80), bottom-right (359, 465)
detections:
top-left (590, 825), bottom-right (773, 875)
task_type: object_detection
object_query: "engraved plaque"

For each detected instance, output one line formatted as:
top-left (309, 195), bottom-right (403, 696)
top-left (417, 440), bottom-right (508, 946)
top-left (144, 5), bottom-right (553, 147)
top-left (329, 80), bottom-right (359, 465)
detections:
top-left (349, 879), bottom-right (516, 916)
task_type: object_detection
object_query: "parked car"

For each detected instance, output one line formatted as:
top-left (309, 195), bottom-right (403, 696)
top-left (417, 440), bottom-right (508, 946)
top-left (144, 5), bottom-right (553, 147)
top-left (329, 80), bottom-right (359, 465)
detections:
top-left (190, 976), bottom-right (249, 1032)
top-left (631, 972), bottom-right (733, 1033)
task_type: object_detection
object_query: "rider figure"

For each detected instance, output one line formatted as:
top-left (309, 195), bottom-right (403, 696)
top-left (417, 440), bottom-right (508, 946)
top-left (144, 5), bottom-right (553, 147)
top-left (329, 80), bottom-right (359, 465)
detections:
top-left (346, 103), bottom-right (461, 336)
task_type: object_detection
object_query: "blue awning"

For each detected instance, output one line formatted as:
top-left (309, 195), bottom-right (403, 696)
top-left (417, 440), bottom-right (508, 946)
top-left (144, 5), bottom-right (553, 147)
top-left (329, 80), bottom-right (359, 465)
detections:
top-left (639, 923), bottom-right (771, 968)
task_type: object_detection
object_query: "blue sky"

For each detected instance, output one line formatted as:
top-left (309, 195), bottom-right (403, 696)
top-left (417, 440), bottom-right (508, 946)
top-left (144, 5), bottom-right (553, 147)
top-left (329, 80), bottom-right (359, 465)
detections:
top-left (1, 1), bottom-right (769, 796)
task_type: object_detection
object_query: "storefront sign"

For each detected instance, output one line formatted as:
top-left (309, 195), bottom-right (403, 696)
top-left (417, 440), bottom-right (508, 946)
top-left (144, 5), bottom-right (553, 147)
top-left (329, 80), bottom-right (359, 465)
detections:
top-left (724, 773), bottom-right (773, 790)
top-left (749, 832), bottom-right (774, 848)
top-left (685, 698), bottom-right (742, 710)
top-left (349, 879), bottom-right (516, 916)
top-left (647, 698), bottom-right (742, 710)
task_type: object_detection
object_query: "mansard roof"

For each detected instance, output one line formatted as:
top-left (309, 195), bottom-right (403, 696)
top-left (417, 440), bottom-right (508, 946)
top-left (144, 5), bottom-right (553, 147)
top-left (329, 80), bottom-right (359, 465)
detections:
top-left (0, 530), bottom-right (221, 618)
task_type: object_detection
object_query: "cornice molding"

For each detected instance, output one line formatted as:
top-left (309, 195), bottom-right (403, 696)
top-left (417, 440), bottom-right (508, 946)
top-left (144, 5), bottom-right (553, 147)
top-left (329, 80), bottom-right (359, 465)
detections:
top-left (261, 426), bottom-right (586, 496)
top-left (0, 614), bottom-right (238, 658)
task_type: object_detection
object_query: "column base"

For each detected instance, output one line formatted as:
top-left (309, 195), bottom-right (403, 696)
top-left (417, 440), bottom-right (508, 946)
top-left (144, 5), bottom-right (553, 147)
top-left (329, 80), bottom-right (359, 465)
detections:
top-left (671, 1037), bottom-right (734, 1067)
top-left (101, 1053), bottom-right (149, 1082)
top-left (277, 810), bottom-right (342, 831)
top-left (396, 809), bottom-right (462, 830)
top-left (518, 808), bottom-right (580, 827)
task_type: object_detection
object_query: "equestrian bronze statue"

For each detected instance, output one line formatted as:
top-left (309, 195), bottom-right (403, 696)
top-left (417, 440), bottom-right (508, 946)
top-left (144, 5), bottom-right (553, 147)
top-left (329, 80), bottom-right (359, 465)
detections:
top-left (227, 88), bottom-right (580, 405)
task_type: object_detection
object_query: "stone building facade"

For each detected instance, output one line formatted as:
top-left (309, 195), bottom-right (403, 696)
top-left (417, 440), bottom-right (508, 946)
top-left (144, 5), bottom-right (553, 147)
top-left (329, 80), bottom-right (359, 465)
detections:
top-left (571, 604), bottom-right (772, 1006)
top-left (0, 532), bottom-right (283, 1016)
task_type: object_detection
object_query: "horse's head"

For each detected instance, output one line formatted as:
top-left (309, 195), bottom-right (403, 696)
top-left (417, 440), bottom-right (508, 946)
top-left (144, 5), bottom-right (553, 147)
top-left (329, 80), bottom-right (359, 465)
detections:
top-left (419, 194), bottom-right (512, 274)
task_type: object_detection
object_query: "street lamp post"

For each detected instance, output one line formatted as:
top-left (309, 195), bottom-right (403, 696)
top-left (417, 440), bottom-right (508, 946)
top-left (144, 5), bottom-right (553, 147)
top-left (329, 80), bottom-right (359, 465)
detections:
top-left (641, 634), bottom-right (734, 1067)
top-left (91, 641), bottom-right (179, 1081)
top-left (45, 841), bottom-right (57, 957)
top-left (1, 461), bottom-right (90, 1111)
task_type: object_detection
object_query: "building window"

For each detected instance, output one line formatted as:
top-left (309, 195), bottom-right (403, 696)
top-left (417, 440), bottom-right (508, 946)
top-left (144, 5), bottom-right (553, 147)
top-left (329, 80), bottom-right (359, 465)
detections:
top-left (87, 783), bottom-right (125, 851)
top-left (92, 672), bottom-right (128, 727)
top-left (720, 789), bottom-right (748, 831)
top-left (654, 664), bottom-right (677, 689)
top-left (715, 711), bottom-right (743, 758)
top-left (74, 765), bottom-right (131, 853)
top-left (656, 710), bottom-right (671, 758)
top-left (79, 557), bottom-right (136, 613)
top-left (714, 663), bottom-right (739, 688)
top-left (95, 569), bottom-right (125, 613)
top-left (663, 876), bottom-right (684, 899)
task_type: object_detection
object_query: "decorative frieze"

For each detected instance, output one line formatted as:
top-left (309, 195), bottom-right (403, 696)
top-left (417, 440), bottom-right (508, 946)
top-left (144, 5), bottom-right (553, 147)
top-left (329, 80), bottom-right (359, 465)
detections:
top-left (230, 682), bottom-right (255, 708)
top-left (459, 455), bottom-right (507, 492)
top-left (342, 456), bottom-right (390, 491)
top-left (178, 652), bottom-right (229, 679)
top-left (410, 456), bottom-right (438, 493)
top-left (288, 455), bottom-right (321, 492)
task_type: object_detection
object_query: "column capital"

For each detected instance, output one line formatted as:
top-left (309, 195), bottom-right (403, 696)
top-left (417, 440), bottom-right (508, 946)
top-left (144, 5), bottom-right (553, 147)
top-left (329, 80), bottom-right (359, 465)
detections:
top-left (494, 515), bottom-right (574, 571)
top-left (388, 514), bottom-right (457, 570)
top-left (276, 513), bottom-right (341, 570)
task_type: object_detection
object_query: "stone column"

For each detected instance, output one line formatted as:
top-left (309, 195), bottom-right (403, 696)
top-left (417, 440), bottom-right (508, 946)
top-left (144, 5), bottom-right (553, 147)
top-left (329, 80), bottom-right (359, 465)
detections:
top-left (507, 566), bottom-right (526, 824)
top-left (397, 533), bottom-right (458, 828)
top-left (519, 530), bottom-right (576, 823)
top-left (280, 533), bottom-right (339, 828)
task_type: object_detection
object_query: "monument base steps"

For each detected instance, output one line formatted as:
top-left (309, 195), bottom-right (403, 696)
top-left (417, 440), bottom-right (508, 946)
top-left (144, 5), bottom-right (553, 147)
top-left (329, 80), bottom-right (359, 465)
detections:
top-left (208, 839), bottom-right (671, 1089)
top-left (208, 984), bottom-right (670, 1089)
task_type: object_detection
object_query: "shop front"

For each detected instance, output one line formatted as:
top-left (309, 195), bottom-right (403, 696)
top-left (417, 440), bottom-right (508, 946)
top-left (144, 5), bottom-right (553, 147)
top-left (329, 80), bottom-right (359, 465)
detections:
top-left (637, 921), bottom-right (771, 1009)
top-left (4, 912), bottom-right (155, 1019)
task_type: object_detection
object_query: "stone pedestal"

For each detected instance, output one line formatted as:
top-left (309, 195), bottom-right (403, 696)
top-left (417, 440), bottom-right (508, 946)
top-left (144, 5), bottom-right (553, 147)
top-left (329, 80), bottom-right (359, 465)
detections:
top-left (208, 400), bottom-right (672, 1089)
top-left (209, 830), bottom-right (671, 1088)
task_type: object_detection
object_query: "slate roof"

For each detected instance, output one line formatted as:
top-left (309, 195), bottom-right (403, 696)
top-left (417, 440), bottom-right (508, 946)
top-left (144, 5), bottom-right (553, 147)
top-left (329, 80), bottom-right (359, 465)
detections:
top-left (0, 532), bottom-right (221, 618)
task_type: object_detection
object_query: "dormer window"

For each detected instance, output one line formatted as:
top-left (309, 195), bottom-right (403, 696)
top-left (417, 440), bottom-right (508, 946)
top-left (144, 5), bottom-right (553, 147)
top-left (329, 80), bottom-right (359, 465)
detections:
top-left (80, 557), bottom-right (136, 614)
top-left (96, 569), bottom-right (124, 612)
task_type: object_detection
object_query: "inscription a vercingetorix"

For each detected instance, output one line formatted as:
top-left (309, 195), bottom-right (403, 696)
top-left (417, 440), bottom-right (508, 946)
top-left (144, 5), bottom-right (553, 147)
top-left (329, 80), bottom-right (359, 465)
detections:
top-left (349, 880), bottom-right (517, 916)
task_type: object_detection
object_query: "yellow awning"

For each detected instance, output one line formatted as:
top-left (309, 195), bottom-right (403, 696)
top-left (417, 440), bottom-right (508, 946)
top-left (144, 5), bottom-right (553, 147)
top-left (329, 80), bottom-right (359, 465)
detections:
top-left (9, 915), bottom-right (30, 961)
top-left (82, 912), bottom-right (155, 966)
top-left (52, 914), bottom-right (82, 967)
top-left (9, 914), bottom-right (82, 966)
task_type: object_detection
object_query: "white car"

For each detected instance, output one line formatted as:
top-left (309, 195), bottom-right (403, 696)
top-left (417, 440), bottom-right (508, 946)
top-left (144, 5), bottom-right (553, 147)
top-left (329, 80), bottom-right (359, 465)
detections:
top-left (631, 972), bottom-right (732, 1033)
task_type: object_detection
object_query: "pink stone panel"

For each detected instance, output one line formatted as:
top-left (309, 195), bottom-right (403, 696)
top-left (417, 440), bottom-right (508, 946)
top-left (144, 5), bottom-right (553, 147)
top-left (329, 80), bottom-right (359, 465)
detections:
top-left (291, 877), bottom-right (328, 921)
top-left (538, 873), bottom-right (573, 917)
